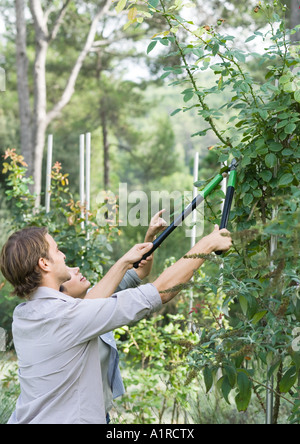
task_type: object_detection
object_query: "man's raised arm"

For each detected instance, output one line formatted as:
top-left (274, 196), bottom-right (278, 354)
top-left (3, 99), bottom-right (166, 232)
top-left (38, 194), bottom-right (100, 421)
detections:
top-left (153, 225), bottom-right (232, 304)
top-left (85, 243), bottom-right (153, 300)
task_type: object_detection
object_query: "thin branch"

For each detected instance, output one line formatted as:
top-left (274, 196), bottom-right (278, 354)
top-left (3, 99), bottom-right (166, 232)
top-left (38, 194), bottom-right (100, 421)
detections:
top-left (249, 376), bottom-right (294, 406)
top-left (159, 0), bottom-right (231, 148)
top-left (44, 4), bottom-right (55, 22)
top-left (48, 0), bottom-right (72, 43)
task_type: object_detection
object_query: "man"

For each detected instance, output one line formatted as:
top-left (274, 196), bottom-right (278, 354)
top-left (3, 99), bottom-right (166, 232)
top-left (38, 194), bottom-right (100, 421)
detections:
top-left (60, 266), bottom-right (141, 424)
top-left (0, 224), bottom-right (232, 424)
top-left (60, 210), bottom-right (168, 423)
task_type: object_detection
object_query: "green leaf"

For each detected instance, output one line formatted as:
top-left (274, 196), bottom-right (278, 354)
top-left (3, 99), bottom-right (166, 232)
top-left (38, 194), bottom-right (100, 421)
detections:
top-left (291, 351), bottom-right (300, 371)
top-left (245, 35), bottom-right (256, 43)
top-left (294, 90), bottom-right (300, 103)
top-left (148, 0), bottom-right (159, 8)
top-left (282, 148), bottom-right (294, 156)
top-left (243, 193), bottom-right (254, 207)
top-left (221, 376), bottom-right (232, 405)
top-left (241, 154), bottom-right (252, 167)
top-left (283, 81), bottom-right (297, 93)
top-left (265, 153), bottom-right (277, 168)
top-left (284, 123), bottom-right (297, 135)
top-left (170, 108), bottom-right (181, 116)
top-left (278, 173), bottom-right (294, 186)
top-left (183, 91), bottom-right (194, 102)
top-left (293, 164), bottom-right (300, 176)
top-left (251, 310), bottom-right (268, 325)
top-left (159, 38), bottom-right (170, 46)
top-left (239, 295), bottom-right (248, 315)
top-left (147, 41), bottom-right (157, 54)
top-left (268, 142), bottom-right (283, 152)
top-left (223, 365), bottom-right (237, 388)
top-left (212, 43), bottom-right (220, 56)
top-left (279, 74), bottom-right (293, 85)
top-left (253, 189), bottom-right (262, 198)
top-left (279, 366), bottom-right (297, 393)
top-left (160, 71), bottom-right (171, 80)
top-left (203, 367), bottom-right (213, 393)
top-left (260, 170), bottom-right (273, 181)
top-left (258, 109), bottom-right (268, 120)
top-left (240, 82), bottom-right (250, 93)
top-left (115, 0), bottom-right (127, 13)
top-left (233, 50), bottom-right (246, 63)
top-left (235, 372), bottom-right (252, 412)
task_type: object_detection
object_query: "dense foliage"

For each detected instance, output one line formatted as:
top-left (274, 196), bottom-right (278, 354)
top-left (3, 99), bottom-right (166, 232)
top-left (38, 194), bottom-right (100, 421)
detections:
top-left (115, 0), bottom-right (300, 423)
top-left (0, 149), bottom-right (117, 334)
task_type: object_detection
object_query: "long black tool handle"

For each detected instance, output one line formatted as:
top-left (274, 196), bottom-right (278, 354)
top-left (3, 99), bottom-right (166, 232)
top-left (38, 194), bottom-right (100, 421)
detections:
top-left (133, 193), bottom-right (205, 269)
top-left (215, 186), bottom-right (235, 256)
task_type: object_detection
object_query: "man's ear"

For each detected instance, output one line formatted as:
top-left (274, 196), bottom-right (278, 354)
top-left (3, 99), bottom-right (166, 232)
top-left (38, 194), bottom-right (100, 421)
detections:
top-left (38, 257), bottom-right (51, 273)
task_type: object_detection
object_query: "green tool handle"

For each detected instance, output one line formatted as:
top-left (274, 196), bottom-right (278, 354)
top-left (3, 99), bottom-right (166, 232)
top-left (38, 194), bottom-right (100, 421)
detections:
top-left (133, 173), bottom-right (224, 268)
top-left (215, 170), bottom-right (237, 255)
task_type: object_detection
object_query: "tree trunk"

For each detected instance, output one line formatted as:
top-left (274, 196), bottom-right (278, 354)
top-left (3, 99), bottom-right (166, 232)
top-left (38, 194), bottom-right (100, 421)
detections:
top-left (15, 0), bottom-right (33, 173)
top-left (32, 37), bottom-right (48, 202)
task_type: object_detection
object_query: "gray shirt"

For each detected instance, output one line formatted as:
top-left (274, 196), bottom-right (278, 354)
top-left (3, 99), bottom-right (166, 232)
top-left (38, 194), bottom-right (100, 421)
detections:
top-left (8, 283), bottom-right (161, 424)
top-left (99, 269), bottom-right (142, 414)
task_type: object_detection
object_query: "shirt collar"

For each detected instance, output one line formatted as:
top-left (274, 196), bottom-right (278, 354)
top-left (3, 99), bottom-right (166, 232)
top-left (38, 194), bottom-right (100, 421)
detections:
top-left (30, 286), bottom-right (74, 302)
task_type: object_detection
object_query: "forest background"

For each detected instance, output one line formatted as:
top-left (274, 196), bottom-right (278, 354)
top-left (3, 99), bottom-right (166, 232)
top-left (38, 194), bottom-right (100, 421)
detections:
top-left (0, 0), bottom-right (298, 276)
top-left (0, 0), bottom-right (300, 424)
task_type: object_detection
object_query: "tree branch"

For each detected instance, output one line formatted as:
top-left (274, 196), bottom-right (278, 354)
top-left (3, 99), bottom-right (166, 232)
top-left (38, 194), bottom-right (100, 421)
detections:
top-left (29, 0), bottom-right (48, 38)
top-left (48, 0), bottom-right (72, 43)
top-left (46, 0), bottom-right (112, 125)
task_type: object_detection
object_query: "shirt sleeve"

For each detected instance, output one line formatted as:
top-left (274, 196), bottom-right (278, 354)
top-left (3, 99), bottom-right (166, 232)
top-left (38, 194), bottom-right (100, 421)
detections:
top-left (116, 269), bottom-right (142, 292)
top-left (63, 284), bottom-right (162, 346)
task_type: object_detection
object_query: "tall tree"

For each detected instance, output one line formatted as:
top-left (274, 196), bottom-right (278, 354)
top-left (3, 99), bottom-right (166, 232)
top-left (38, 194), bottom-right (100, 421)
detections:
top-left (15, 0), bottom-right (111, 203)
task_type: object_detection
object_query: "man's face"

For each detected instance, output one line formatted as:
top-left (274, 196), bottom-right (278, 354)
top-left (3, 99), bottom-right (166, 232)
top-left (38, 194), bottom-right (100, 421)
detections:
top-left (62, 267), bottom-right (91, 299)
top-left (46, 234), bottom-right (71, 284)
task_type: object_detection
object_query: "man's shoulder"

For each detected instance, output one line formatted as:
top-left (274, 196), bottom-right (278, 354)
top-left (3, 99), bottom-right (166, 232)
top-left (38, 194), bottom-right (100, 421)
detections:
top-left (13, 287), bottom-right (78, 320)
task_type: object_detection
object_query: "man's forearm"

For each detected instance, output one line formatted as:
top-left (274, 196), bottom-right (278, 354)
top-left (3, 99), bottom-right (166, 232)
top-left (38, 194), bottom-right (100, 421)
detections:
top-left (85, 259), bottom-right (129, 299)
top-left (153, 237), bottom-right (215, 304)
top-left (85, 242), bottom-right (154, 299)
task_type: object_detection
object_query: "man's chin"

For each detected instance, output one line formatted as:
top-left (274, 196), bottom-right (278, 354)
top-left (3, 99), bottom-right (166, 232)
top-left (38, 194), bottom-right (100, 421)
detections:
top-left (85, 281), bottom-right (91, 290)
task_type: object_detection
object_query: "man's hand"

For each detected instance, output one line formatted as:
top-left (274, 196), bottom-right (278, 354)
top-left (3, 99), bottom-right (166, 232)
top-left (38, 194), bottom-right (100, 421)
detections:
top-left (203, 224), bottom-right (232, 252)
top-left (121, 243), bottom-right (154, 270)
top-left (86, 243), bottom-right (154, 300)
top-left (153, 225), bottom-right (232, 304)
top-left (145, 210), bottom-right (168, 241)
top-left (134, 211), bottom-right (168, 279)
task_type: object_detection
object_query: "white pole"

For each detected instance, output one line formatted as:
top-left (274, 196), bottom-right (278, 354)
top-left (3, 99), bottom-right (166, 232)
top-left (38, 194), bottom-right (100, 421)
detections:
top-left (45, 135), bottom-right (53, 214)
top-left (188, 152), bottom-right (199, 332)
top-left (266, 168), bottom-right (278, 425)
top-left (266, 82), bottom-right (279, 425)
top-left (85, 132), bottom-right (91, 239)
top-left (80, 134), bottom-right (85, 230)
